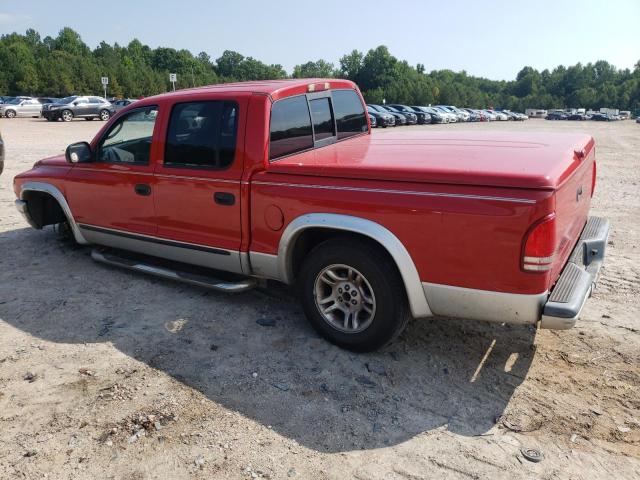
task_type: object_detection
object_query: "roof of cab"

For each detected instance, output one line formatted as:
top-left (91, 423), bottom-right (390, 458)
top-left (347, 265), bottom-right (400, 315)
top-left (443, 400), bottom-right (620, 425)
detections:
top-left (143, 78), bottom-right (358, 103)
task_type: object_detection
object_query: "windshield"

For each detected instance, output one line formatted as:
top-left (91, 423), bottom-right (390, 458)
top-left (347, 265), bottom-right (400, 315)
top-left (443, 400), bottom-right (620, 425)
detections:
top-left (59, 96), bottom-right (78, 104)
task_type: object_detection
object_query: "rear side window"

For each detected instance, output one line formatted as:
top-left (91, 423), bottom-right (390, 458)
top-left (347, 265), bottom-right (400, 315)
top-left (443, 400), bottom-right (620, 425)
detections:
top-left (333, 89), bottom-right (368, 139)
top-left (270, 96), bottom-right (313, 160)
top-left (165, 100), bottom-right (238, 169)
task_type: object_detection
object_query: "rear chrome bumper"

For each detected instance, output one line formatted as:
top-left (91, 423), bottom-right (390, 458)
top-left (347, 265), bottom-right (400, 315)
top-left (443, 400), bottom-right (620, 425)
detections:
top-left (540, 216), bottom-right (610, 329)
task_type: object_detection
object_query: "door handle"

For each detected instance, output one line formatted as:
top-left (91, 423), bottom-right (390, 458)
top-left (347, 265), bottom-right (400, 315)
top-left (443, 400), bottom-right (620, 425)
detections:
top-left (214, 192), bottom-right (235, 206)
top-left (135, 184), bottom-right (151, 196)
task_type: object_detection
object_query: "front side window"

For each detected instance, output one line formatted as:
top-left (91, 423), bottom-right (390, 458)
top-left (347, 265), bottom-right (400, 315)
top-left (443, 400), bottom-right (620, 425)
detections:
top-left (97, 106), bottom-right (158, 164)
top-left (269, 95), bottom-right (313, 160)
top-left (165, 100), bottom-right (238, 169)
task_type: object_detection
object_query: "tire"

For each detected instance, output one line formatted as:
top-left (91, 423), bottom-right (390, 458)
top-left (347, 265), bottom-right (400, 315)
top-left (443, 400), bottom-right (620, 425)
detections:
top-left (99, 109), bottom-right (111, 121)
top-left (61, 110), bottom-right (74, 122)
top-left (298, 237), bottom-right (410, 352)
top-left (5, 110), bottom-right (16, 119)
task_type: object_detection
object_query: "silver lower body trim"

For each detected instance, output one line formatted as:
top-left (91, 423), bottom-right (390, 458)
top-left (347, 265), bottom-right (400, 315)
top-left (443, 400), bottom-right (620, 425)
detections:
top-left (79, 225), bottom-right (243, 274)
top-left (249, 251), bottom-right (280, 280)
top-left (422, 282), bottom-right (547, 325)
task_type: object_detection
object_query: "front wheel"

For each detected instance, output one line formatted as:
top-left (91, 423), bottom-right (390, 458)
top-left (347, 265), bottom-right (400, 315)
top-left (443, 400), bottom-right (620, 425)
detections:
top-left (298, 237), bottom-right (410, 352)
top-left (61, 110), bottom-right (74, 122)
top-left (5, 110), bottom-right (16, 118)
top-left (99, 109), bottom-right (111, 121)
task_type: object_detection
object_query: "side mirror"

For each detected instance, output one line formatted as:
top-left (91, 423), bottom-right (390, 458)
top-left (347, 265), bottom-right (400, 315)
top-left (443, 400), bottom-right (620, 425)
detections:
top-left (65, 142), bottom-right (92, 164)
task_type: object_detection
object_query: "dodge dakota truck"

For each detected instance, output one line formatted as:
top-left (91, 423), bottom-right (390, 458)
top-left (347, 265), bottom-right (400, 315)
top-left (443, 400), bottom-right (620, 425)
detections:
top-left (13, 79), bottom-right (609, 351)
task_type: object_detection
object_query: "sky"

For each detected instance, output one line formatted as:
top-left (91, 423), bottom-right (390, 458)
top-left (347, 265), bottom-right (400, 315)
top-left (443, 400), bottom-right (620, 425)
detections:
top-left (0, 0), bottom-right (638, 80)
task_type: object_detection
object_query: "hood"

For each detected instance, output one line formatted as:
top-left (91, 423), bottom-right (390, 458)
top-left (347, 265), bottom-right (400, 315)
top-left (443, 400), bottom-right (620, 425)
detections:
top-left (267, 130), bottom-right (595, 190)
top-left (35, 154), bottom-right (68, 167)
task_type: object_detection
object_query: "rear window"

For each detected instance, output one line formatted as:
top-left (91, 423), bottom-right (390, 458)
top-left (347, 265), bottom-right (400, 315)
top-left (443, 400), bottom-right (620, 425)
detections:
top-left (269, 95), bottom-right (313, 160)
top-left (309, 97), bottom-right (335, 141)
top-left (165, 100), bottom-right (238, 169)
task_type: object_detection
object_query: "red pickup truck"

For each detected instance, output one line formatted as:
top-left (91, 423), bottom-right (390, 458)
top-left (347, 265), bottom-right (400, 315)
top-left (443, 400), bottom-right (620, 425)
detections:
top-left (13, 79), bottom-right (609, 351)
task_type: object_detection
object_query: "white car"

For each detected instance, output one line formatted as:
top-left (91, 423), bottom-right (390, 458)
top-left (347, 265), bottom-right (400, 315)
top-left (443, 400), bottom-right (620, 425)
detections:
top-left (0, 98), bottom-right (42, 118)
top-left (432, 106), bottom-right (457, 123)
top-left (487, 109), bottom-right (508, 121)
top-left (445, 106), bottom-right (471, 122)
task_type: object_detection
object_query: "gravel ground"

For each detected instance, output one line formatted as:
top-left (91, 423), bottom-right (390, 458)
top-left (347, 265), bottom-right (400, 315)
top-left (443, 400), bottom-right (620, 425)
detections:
top-left (0, 117), bottom-right (638, 480)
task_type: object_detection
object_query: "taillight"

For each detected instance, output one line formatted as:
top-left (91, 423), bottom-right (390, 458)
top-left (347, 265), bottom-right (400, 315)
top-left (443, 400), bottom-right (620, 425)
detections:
top-left (522, 214), bottom-right (556, 272)
top-left (591, 160), bottom-right (597, 197)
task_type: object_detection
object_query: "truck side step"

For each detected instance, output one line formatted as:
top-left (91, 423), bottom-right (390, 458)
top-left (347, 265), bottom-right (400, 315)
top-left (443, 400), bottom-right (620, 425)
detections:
top-left (91, 249), bottom-right (256, 293)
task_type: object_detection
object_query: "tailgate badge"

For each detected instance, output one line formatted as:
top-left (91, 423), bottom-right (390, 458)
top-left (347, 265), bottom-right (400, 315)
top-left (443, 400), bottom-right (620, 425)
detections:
top-left (576, 185), bottom-right (583, 201)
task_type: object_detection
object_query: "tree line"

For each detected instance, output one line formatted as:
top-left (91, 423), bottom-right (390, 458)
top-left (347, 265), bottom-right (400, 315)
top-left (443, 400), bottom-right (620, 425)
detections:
top-left (1, 28), bottom-right (639, 113)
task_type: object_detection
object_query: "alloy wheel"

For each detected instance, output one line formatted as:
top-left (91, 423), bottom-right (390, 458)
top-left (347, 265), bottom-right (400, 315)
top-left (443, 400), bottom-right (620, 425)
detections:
top-left (313, 264), bottom-right (376, 333)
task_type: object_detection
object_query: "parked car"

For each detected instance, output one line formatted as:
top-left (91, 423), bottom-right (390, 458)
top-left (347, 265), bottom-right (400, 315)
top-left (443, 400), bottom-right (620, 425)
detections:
top-left (368, 105), bottom-right (407, 126)
top-left (546, 112), bottom-right (568, 120)
top-left (383, 106), bottom-right (416, 125)
top-left (42, 96), bottom-right (116, 122)
top-left (111, 98), bottom-right (137, 112)
top-left (388, 105), bottom-right (427, 124)
top-left (482, 110), bottom-right (498, 121)
top-left (432, 106), bottom-right (457, 123)
top-left (413, 106), bottom-right (445, 124)
top-left (636, 116), bottom-right (640, 124)
top-left (486, 109), bottom-right (509, 121)
top-left (568, 113), bottom-right (590, 121)
top-left (368, 113), bottom-right (377, 128)
top-left (13, 79), bottom-right (609, 352)
top-left (591, 113), bottom-right (614, 122)
top-left (0, 129), bottom-right (4, 175)
top-left (0, 97), bottom-right (42, 118)
top-left (461, 108), bottom-right (482, 122)
top-left (366, 106), bottom-right (394, 127)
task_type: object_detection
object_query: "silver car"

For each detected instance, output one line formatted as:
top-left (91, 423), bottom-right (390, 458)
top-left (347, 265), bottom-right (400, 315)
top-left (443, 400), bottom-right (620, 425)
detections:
top-left (0, 98), bottom-right (42, 118)
top-left (111, 98), bottom-right (137, 112)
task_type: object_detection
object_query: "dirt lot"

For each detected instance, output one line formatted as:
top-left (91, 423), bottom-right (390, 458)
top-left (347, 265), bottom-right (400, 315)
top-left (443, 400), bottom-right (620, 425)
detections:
top-left (0, 117), bottom-right (638, 480)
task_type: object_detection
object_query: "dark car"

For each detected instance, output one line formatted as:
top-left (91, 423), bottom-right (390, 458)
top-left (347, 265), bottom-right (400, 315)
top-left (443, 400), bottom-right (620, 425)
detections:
top-left (383, 105), bottom-right (416, 125)
top-left (591, 113), bottom-right (613, 121)
top-left (546, 112), bottom-right (568, 120)
top-left (368, 112), bottom-right (377, 128)
top-left (412, 106), bottom-right (445, 124)
top-left (568, 113), bottom-right (590, 121)
top-left (42, 95), bottom-right (116, 122)
top-left (366, 105), bottom-right (395, 128)
top-left (368, 104), bottom-right (406, 126)
top-left (390, 104), bottom-right (430, 124)
top-left (0, 129), bottom-right (4, 175)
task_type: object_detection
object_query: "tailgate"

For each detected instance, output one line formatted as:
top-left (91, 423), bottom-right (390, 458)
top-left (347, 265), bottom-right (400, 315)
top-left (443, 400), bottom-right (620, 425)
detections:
top-left (550, 141), bottom-right (597, 285)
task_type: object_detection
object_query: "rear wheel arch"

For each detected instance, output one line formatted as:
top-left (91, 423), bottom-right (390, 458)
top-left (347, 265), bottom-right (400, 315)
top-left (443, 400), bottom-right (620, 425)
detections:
top-left (278, 213), bottom-right (432, 318)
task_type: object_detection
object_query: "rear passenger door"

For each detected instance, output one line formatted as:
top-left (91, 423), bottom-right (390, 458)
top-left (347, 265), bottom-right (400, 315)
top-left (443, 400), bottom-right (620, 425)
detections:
top-left (153, 94), bottom-right (248, 274)
top-left (73, 97), bottom-right (91, 117)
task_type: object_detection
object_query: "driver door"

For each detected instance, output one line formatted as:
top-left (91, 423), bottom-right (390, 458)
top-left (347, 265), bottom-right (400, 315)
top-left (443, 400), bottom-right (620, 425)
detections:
top-left (65, 105), bottom-right (160, 237)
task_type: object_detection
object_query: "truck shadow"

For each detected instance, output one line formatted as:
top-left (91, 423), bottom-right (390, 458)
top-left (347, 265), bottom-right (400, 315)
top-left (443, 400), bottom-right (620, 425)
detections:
top-left (0, 227), bottom-right (536, 453)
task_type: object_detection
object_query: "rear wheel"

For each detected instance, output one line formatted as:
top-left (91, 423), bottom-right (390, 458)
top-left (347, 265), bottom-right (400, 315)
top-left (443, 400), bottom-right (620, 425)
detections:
top-left (5, 110), bottom-right (16, 118)
top-left (61, 110), bottom-right (73, 122)
top-left (99, 109), bottom-right (111, 121)
top-left (298, 238), bottom-right (410, 352)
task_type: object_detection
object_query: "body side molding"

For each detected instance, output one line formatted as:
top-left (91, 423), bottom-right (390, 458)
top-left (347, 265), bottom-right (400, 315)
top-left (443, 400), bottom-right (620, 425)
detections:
top-left (277, 213), bottom-right (432, 318)
top-left (19, 181), bottom-right (89, 244)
